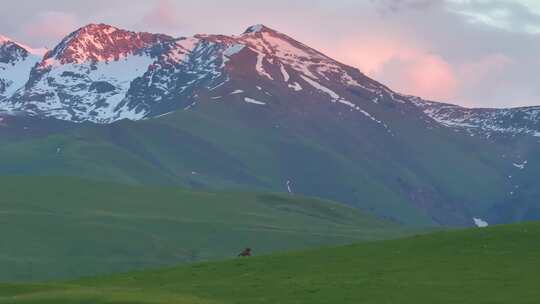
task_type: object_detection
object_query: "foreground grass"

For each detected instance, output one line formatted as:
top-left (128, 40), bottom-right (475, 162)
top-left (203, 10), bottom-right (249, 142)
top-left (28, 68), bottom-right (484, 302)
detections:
top-left (1, 222), bottom-right (538, 303)
top-left (0, 176), bottom-right (408, 282)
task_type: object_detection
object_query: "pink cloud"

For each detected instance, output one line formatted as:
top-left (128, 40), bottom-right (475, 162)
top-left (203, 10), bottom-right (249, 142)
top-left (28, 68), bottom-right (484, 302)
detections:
top-left (141, 0), bottom-right (184, 31)
top-left (330, 37), bottom-right (417, 76)
top-left (403, 54), bottom-right (458, 101)
top-left (22, 11), bottom-right (78, 46)
top-left (329, 36), bottom-right (458, 101)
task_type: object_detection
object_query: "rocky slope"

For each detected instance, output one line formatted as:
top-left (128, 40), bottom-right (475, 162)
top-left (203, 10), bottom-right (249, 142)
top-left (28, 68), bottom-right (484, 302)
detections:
top-left (412, 97), bottom-right (540, 138)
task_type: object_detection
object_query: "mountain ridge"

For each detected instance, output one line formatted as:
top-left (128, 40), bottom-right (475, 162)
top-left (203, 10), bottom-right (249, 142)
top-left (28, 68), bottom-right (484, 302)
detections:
top-left (42, 23), bottom-right (174, 65)
top-left (0, 23), bottom-right (537, 138)
top-left (0, 23), bottom-right (537, 137)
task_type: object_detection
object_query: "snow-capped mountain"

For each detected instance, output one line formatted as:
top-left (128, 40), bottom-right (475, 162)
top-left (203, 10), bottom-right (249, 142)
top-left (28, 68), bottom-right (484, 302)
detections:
top-left (0, 35), bottom-right (42, 101)
top-left (0, 23), bottom-right (538, 140)
top-left (0, 24), bottom-right (416, 126)
top-left (3, 24), bottom-right (174, 122)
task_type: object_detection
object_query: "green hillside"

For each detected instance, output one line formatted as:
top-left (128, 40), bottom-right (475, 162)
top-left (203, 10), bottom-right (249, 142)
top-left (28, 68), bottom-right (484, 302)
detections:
top-left (1, 222), bottom-right (538, 303)
top-left (0, 176), bottom-right (407, 282)
top-left (3, 101), bottom-right (536, 227)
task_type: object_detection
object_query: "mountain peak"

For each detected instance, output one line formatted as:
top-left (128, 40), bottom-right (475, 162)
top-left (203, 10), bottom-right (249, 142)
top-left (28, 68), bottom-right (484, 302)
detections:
top-left (243, 24), bottom-right (275, 34)
top-left (76, 23), bottom-right (120, 35)
top-left (0, 34), bottom-right (31, 62)
top-left (0, 34), bottom-right (12, 44)
top-left (0, 35), bottom-right (47, 56)
top-left (44, 24), bottom-right (173, 64)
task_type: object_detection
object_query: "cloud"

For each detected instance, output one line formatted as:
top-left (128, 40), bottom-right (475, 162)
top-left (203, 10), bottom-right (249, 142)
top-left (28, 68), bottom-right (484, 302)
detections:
top-left (448, 0), bottom-right (540, 34)
top-left (373, 0), bottom-right (445, 14)
top-left (404, 55), bottom-right (458, 101)
top-left (368, 50), bottom-right (458, 102)
top-left (458, 53), bottom-right (513, 84)
top-left (140, 0), bottom-right (185, 33)
top-left (21, 11), bottom-right (78, 47)
top-left (331, 37), bottom-right (418, 76)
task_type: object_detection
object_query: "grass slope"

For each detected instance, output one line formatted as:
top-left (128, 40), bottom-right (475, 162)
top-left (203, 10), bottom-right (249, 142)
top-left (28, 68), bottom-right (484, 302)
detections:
top-left (0, 176), bottom-right (407, 282)
top-left (1, 222), bottom-right (538, 303)
top-left (1, 102), bottom-right (537, 226)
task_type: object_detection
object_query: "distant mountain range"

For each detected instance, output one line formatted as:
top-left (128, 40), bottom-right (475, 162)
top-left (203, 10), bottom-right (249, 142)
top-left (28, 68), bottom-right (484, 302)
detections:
top-left (1, 23), bottom-right (539, 227)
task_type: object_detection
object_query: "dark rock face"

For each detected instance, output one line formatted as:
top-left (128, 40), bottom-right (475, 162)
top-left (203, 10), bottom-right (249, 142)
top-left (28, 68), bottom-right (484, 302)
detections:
top-left (0, 41), bottom-right (29, 64)
top-left (89, 81), bottom-right (116, 93)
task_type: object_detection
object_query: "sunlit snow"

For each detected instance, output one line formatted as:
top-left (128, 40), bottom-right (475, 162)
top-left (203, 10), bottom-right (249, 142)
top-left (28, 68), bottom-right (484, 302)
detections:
top-left (513, 161), bottom-right (528, 169)
top-left (244, 97), bottom-right (266, 105)
top-left (473, 218), bottom-right (489, 228)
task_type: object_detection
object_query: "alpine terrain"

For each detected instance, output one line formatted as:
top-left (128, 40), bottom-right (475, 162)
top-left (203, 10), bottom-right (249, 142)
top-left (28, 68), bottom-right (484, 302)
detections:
top-left (1, 23), bottom-right (540, 228)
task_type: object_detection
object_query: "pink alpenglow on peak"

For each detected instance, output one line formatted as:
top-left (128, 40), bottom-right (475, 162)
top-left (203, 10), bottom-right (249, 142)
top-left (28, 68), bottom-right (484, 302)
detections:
top-left (0, 34), bottom-right (11, 44)
top-left (0, 34), bottom-right (47, 56)
top-left (42, 23), bottom-right (174, 64)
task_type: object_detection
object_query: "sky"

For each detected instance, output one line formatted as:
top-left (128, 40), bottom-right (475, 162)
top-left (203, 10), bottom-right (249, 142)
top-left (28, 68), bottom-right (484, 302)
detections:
top-left (1, 0), bottom-right (539, 108)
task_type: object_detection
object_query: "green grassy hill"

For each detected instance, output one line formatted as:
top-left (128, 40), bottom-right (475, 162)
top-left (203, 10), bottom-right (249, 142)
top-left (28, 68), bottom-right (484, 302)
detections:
top-left (0, 176), bottom-right (407, 282)
top-left (1, 108), bottom-right (436, 226)
top-left (1, 222), bottom-right (538, 303)
top-left (2, 101), bottom-right (537, 226)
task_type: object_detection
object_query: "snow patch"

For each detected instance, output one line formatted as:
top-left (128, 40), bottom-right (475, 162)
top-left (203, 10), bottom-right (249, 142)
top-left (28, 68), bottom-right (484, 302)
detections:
top-left (288, 82), bottom-right (302, 91)
top-left (297, 75), bottom-right (390, 132)
top-left (244, 97), bottom-right (266, 105)
top-left (208, 80), bottom-right (227, 91)
top-left (184, 101), bottom-right (197, 110)
top-left (255, 51), bottom-right (273, 80)
top-left (280, 64), bottom-right (290, 82)
top-left (300, 75), bottom-right (340, 100)
top-left (154, 111), bottom-right (174, 118)
top-left (300, 75), bottom-right (360, 109)
top-left (286, 180), bottom-right (293, 193)
top-left (473, 218), bottom-right (489, 228)
top-left (223, 44), bottom-right (245, 57)
top-left (513, 160), bottom-right (528, 170)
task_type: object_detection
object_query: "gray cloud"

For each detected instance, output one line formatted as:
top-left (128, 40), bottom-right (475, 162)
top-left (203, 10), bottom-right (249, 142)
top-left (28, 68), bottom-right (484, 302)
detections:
top-left (372, 0), bottom-right (445, 14)
top-left (449, 0), bottom-right (540, 33)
